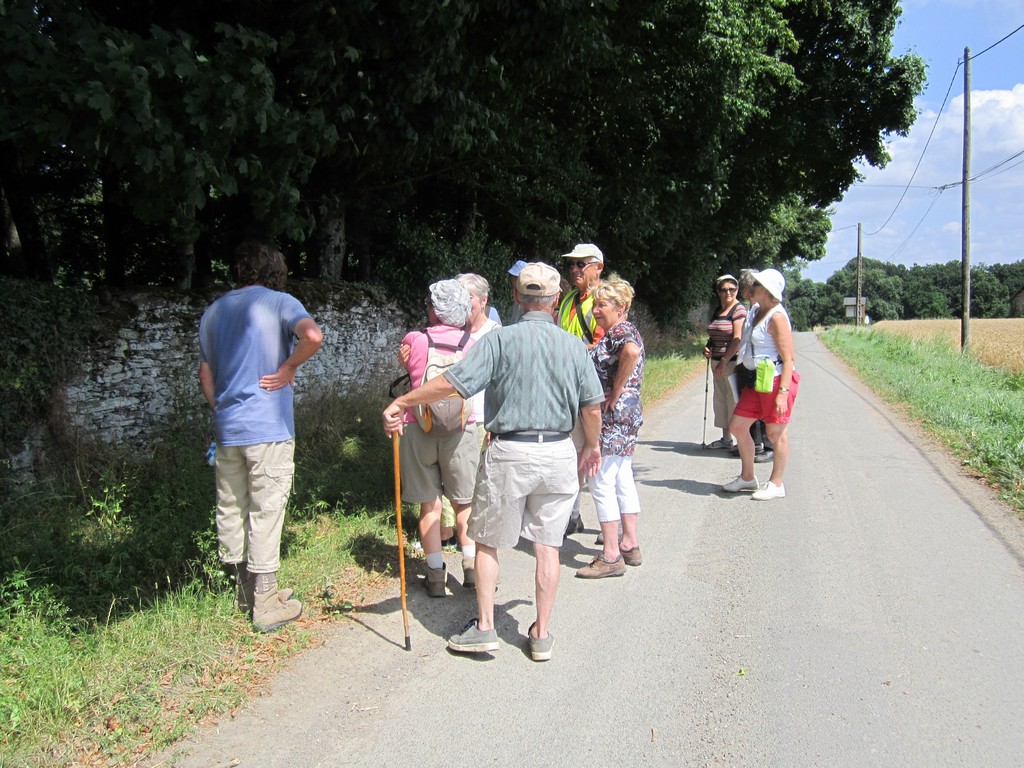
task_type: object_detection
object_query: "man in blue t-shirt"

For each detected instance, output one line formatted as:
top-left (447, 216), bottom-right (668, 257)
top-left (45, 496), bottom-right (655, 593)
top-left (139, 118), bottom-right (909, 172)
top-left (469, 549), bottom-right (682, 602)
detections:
top-left (198, 242), bottom-right (323, 632)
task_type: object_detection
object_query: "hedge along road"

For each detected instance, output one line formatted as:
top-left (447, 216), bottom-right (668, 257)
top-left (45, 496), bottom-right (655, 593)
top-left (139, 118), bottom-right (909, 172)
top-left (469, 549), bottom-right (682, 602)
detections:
top-left (152, 332), bottom-right (1024, 768)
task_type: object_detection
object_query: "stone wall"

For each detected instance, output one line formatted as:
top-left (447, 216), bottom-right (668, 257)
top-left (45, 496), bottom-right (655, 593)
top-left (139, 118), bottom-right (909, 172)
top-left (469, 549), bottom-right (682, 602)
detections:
top-left (61, 284), bottom-right (411, 446)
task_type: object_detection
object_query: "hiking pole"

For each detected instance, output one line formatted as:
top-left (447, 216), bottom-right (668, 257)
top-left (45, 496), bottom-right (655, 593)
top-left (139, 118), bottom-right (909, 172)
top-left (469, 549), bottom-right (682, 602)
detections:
top-left (392, 433), bottom-right (411, 651)
top-left (701, 357), bottom-right (710, 449)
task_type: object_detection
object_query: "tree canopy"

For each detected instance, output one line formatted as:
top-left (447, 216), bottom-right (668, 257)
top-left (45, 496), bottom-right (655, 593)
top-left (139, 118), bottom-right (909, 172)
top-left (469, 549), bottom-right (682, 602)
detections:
top-left (1, 0), bottom-right (925, 322)
top-left (780, 258), bottom-right (1024, 330)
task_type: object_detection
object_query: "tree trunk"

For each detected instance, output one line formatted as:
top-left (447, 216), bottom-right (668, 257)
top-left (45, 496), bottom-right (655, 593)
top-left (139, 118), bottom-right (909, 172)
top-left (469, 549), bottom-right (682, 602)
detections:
top-left (315, 202), bottom-right (346, 281)
top-left (174, 203), bottom-right (197, 290)
top-left (101, 165), bottom-right (129, 287)
top-left (1, 182), bottom-right (10, 265)
top-left (0, 142), bottom-right (51, 280)
top-left (192, 227), bottom-right (213, 289)
top-left (459, 194), bottom-right (477, 240)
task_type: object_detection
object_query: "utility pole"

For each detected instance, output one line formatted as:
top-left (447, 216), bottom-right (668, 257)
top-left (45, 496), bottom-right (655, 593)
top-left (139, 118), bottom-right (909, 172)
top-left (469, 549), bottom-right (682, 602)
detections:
top-left (961, 46), bottom-right (972, 351)
top-left (856, 222), bottom-right (863, 326)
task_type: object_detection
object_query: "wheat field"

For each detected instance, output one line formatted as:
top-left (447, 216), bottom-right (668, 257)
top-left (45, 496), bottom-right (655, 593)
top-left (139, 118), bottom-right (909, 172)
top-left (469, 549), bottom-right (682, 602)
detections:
top-left (872, 318), bottom-right (1024, 373)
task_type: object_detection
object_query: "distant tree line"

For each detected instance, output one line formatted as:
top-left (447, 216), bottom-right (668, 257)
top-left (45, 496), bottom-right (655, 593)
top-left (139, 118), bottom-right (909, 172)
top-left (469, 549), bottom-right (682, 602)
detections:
top-left (1, 0), bottom-right (924, 324)
top-left (783, 258), bottom-right (1024, 330)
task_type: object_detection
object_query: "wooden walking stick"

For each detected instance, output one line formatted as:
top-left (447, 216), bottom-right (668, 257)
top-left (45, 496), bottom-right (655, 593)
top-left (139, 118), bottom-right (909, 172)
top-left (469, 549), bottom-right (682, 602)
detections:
top-left (392, 433), bottom-right (411, 651)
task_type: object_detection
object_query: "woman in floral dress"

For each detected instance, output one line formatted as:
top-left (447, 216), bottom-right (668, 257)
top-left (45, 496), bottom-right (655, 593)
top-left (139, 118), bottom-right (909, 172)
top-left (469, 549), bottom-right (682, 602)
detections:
top-left (576, 274), bottom-right (646, 579)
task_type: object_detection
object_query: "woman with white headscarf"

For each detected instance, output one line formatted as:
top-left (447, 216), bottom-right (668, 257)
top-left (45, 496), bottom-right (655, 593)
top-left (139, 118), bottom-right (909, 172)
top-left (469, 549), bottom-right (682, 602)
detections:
top-left (721, 269), bottom-right (800, 501)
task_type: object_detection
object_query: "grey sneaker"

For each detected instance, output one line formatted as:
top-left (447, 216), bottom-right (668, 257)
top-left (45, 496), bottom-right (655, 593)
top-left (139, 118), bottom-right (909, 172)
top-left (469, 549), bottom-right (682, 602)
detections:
top-left (448, 619), bottom-right (499, 653)
top-left (252, 586), bottom-right (302, 633)
top-left (722, 475), bottom-right (759, 493)
top-left (527, 622), bottom-right (553, 662)
top-left (754, 449), bottom-right (774, 464)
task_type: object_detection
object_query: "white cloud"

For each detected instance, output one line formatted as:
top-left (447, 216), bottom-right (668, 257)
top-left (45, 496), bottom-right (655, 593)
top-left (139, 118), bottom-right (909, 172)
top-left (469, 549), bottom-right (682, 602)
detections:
top-left (813, 84), bottom-right (1024, 281)
top-left (808, 4), bottom-right (1024, 281)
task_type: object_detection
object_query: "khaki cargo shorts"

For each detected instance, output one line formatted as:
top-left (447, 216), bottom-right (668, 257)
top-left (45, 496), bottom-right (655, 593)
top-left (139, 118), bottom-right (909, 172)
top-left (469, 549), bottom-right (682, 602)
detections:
top-left (399, 422), bottom-right (480, 504)
top-left (468, 437), bottom-right (578, 548)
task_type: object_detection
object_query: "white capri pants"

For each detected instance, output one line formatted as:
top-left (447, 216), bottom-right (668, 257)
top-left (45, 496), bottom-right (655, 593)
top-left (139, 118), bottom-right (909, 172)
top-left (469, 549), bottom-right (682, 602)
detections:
top-left (589, 455), bottom-right (641, 523)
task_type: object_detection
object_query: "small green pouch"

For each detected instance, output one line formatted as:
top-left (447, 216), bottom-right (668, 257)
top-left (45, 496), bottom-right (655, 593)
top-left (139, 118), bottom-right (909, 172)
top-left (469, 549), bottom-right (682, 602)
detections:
top-left (755, 358), bottom-right (776, 393)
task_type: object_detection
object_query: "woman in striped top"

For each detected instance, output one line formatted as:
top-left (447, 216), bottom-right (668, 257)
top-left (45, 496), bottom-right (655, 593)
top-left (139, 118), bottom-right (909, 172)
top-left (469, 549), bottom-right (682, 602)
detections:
top-left (703, 274), bottom-right (747, 449)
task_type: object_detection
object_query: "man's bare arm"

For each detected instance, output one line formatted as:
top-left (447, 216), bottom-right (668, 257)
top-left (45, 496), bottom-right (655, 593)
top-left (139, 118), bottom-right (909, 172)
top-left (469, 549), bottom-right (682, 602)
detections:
top-left (259, 317), bottom-right (324, 391)
top-left (382, 374), bottom-right (458, 436)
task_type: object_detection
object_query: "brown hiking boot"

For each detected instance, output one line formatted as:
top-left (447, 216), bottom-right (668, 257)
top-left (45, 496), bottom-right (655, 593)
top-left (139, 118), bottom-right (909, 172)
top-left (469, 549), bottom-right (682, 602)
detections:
top-left (620, 546), bottom-right (643, 567)
top-left (426, 564), bottom-right (448, 597)
top-left (252, 586), bottom-right (302, 632)
top-left (462, 557), bottom-right (476, 589)
top-left (576, 555), bottom-right (625, 579)
top-left (226, 563), bottom-right (256, 616)
top-left (228, 564), bottom-right (292, 617)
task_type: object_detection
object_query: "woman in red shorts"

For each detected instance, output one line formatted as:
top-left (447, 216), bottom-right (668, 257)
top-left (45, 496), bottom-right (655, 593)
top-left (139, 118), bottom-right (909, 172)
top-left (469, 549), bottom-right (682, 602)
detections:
top-left (721, 268), bottom-right (799, 501)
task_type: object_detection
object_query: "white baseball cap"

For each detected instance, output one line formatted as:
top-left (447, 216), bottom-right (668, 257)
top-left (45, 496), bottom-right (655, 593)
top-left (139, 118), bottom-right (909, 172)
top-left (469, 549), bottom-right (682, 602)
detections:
top-left (561, 243), bottom-right (604, 263)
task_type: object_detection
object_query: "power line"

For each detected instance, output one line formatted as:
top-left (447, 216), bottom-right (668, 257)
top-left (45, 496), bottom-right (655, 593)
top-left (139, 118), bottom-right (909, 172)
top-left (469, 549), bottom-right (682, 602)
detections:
top-left (977, 155), bottom-right (1024, 181)
top-left (825, 20), bottom-right (1024, 270)
top-left (918, 147), bottom-right (1024, 189)
top-left (970, 146), bottom-right (1024, 182)
top-left (971, 21), bottom-right (1024, 59)
top-left (852, 148), bottom-right (1022, 260)
top-left (860, 19), bottom-right (1022, 237)
top-left (856, 183), bottom-right (944, 190)
top-left (863, 64), bottom-right (961, 237)
top-left (883, 188), bottom-right (947, 262)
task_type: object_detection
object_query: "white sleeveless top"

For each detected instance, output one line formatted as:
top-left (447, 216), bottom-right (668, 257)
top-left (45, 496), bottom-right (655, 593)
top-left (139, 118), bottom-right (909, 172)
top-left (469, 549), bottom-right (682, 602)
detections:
top-left (748, 304), bottom-right (790, 376)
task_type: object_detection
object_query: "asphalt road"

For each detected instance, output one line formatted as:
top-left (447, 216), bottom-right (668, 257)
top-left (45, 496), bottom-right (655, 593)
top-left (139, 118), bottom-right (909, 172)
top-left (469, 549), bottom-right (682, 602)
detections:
top-left (152, 331), bottom-right (1024, 768)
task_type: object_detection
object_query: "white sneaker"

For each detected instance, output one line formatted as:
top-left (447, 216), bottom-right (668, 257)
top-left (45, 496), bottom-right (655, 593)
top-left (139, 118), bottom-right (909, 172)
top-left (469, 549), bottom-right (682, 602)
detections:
top-left (722, 475), bottom-right (759, 493)
top-left (752, 481), bottom-right (786, 500)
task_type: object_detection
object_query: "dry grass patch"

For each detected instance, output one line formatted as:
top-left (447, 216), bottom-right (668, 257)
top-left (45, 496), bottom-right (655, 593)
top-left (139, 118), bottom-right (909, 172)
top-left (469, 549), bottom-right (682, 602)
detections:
top-left (872, 318), bottom-right (1024, 373)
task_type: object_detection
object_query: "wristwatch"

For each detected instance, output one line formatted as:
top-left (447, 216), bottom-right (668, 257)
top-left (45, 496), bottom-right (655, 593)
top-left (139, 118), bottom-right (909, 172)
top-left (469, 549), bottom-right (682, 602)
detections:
top-left (778, 386), bottom-right (789, 393)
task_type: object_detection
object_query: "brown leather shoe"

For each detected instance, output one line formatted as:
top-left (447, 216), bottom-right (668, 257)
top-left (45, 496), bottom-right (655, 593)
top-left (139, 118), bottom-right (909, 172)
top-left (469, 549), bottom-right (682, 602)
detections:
top-left (620, 546), bottom-right (643, 567)
top-left (576, 555), bottom-right (625, 579)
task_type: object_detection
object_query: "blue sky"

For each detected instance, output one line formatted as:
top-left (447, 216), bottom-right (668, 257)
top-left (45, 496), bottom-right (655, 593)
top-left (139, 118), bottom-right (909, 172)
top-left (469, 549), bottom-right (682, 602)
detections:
top-left (802, 0), bottom-right (1024, 283)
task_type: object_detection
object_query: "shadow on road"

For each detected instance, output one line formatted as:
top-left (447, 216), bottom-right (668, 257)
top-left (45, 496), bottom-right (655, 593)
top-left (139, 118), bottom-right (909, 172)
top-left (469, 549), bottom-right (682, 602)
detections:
top-left (640, 438), bottom-right (726, 457)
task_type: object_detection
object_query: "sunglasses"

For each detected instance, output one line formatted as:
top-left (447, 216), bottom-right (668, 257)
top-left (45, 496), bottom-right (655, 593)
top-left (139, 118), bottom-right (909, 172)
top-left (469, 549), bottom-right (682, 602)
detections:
top-left (569, 261), bottom-right (598, 270)
top-left (718, 286), bottom-right (737, 293)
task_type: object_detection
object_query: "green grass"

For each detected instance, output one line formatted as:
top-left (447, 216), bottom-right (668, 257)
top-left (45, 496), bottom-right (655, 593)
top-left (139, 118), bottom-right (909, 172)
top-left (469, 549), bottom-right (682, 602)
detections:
top-left (822, 327), bottom-right (1024, 515)
top-left (0, 383), bottom-right (404, 765)
top-left (0, 347), bottom-right (701, 766)
top-left (642, 338), bottom-right (707, 408)
top-left (0, 510), bottom-right (400, 766)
